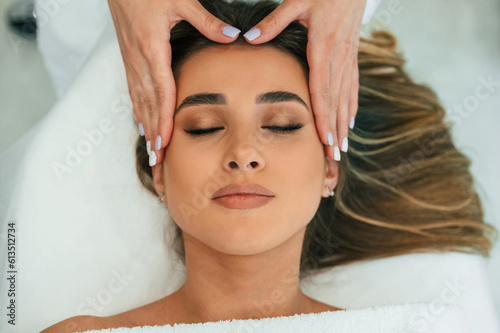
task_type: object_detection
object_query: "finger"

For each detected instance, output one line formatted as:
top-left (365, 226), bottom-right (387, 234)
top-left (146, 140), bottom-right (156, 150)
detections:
top-left (327, 54), bottom-right (341, 162)
top-left (243, 0), bottom-right (304, 44)
top-left (128, 71), bottom-right (150, 139)
top-left (348, 56), bottom-right (359, 131)
top-left (327, 43), bottom-right (352, 161)
top-left (336, 56), bottom-right (353, 154)
top-left (127, 62), bottom-right (154, 152)
top-left (123, 64), bottom-right (146, 136)
top-left (147, 46), bottom-right (176, 165)
top-left (154, 74), bottom-right (175, 166)
top-left (141, 72), bottom-right (159, 163)
top-left (308, 40), bottom-right (337, 161)
top-left (131, 81), bottom-right (155, 163)
top-left (144, 51), bottom-right (166, 152)
top-left (178, 0), bottom-right (241, 43)
top-left (130, 42), bottom-right (159, 135)
top-left (136, 83), bottom-right (152, 143)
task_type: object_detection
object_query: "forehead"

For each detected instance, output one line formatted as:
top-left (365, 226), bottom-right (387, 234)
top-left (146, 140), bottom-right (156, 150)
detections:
top-left (175, 44), bottom-right (309, 98)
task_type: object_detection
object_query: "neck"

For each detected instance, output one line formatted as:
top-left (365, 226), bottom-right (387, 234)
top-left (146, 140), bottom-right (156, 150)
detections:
top-left (172, 228), bottom-right (314, 324)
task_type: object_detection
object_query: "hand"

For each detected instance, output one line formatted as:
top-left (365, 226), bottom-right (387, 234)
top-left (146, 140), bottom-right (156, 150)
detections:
top-left (244, 0), bottom-right (367, 161)
top-left (107, 0), bottom-right (242, 166)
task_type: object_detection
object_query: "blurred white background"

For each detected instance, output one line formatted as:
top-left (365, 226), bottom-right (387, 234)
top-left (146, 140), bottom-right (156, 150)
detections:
top-left (0, 0), bottom-right (499, 320)
top-left (0, 0), bottom-right (56, 153)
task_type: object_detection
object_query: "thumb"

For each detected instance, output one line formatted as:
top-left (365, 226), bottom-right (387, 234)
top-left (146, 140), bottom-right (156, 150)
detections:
top-left (243, 0), bottom-right (301, 44)
top-left (181, 0), bottom-right (241, 43)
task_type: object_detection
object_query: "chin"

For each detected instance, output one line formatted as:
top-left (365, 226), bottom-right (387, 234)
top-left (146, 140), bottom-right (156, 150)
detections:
top-left (211, 241), bottom-right (278, 257)
top-left (205, 227), bottom-right (292, 257)
top-left (181, 207), bottom-right (309, 256)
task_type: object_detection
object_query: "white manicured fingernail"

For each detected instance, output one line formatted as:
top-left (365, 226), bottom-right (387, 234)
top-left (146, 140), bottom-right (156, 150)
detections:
top-left (334, 145), bottom-right (341, 161)
top-left (146, 140), bottom-right (151, 155)
top-left (327, 131), bottom-right (333, 146)
top-left (138, 123), bottom-right (145, 136)
top-left (349, 116), bottom-right (355, 129)
top-left (222, 25), bottom-right (241, 38)
top-left (341, 137), bottom-right (348, 152)
top-left (149, 151), bottom-right (157, 166)
top-left (244, 28), bottom-right (261, 41)
top-left (155, 135), bottom-right (161, 150)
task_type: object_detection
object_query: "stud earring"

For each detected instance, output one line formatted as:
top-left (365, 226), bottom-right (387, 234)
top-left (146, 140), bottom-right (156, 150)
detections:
top-left (325, 185), bottom-right (335, 197)
top-left (159, 192), bottom-right (164, 203)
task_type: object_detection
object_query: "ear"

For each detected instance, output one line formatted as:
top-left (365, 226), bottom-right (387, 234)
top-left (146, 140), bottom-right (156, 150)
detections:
top-left (322, 156), bottom-right (339, 198)
top-left (151, 162), bottom-right (166, 203)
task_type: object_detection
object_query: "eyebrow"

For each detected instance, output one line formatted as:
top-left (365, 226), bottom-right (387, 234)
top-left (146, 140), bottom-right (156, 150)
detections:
top-left (174, 91), bottom-right (310, 115)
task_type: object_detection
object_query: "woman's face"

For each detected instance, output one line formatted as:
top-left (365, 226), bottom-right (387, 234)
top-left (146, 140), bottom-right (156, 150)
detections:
top-left (153, 44), bottom-right (337, 255)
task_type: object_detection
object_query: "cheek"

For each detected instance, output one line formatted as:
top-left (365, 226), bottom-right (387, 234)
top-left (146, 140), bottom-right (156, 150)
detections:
top-left (162, 136), bottom-right (202, 225)
top-left (279, 134), bottom-right (325, 225)
top-left (162, 135), bottom-right (224, 228)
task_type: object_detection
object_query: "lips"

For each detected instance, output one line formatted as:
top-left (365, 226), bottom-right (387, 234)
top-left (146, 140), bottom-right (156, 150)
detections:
top-left (212, 183), bottom-right (274, 199)
top-left (212, 194), bottom-right (274, 210)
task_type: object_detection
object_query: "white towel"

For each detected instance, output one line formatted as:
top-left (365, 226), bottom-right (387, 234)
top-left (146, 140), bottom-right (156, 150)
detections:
top-left (80, 302), bottom-right (466, 333)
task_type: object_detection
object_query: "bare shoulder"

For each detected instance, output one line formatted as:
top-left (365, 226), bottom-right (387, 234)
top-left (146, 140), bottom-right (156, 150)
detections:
top-left (41, 294), bottom-right (182, 332)
top-left (306, 296), bottom-right (344, 313)
top-left (41, 315), bottom-right (109, 333)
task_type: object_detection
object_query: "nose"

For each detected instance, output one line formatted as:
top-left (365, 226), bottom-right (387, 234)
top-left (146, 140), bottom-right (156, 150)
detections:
top-left (227, 158), bottom-right (260, 171)
top-left (223, 131), bottom-right (265, 174)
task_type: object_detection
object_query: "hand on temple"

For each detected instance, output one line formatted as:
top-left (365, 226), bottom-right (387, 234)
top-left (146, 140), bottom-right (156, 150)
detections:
top-left (107, 0), bottom-right (367, 166)
top-left (107, 0), bottom-right (241, 166)
top-left (246, 0), bottom-right (368, 161)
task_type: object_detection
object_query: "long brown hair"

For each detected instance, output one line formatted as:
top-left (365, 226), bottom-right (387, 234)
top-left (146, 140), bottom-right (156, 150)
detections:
top-left (135, 0), bottom-right (498, 274)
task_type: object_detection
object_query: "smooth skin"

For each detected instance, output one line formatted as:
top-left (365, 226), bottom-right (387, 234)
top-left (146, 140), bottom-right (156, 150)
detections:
top-left (107, 0), bottom-right (367, 165)
top-left (41, 43), bottom-right (342, 333)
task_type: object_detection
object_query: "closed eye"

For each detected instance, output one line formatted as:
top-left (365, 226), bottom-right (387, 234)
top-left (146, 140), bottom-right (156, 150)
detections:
top-left (184, 123), bottom-right (304, 137)
top-left (184, 127), bottom-right (225, 136)
top-left (263, 123), bottom-right (304, 133)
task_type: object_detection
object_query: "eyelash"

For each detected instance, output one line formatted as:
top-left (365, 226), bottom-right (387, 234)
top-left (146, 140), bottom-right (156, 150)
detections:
top-left (184, 123), bottom-right (305, 136)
